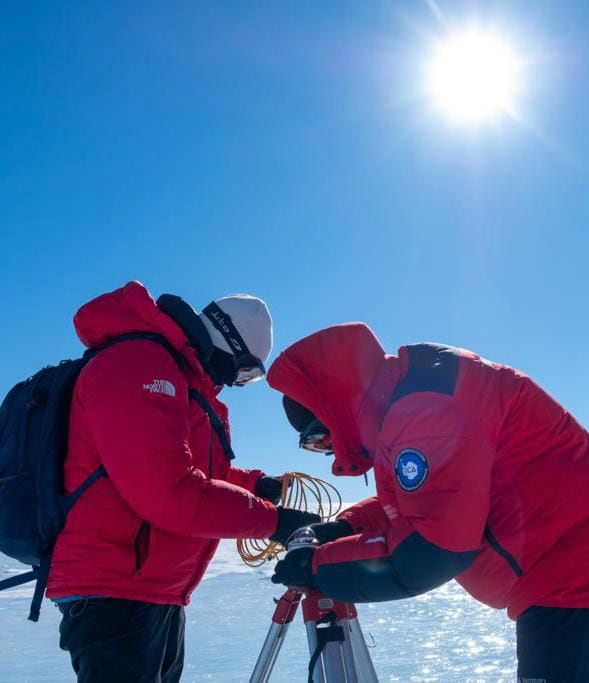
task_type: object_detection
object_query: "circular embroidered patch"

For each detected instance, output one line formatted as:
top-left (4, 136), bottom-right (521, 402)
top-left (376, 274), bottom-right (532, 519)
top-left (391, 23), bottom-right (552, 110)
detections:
top-left (394, 449), bottom-right (429, 492)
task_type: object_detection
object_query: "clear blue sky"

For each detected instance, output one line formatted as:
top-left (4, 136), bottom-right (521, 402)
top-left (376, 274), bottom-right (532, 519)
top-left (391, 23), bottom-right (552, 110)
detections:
top-left (2, 1), bottom-right (588, 501)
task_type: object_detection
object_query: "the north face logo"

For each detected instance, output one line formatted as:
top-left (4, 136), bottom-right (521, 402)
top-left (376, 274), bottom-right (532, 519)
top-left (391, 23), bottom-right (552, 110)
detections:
top-left (142, 379), bottom-right (176, 397)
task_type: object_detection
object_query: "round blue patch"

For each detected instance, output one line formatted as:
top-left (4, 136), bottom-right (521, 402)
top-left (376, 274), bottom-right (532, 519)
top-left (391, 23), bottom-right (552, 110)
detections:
top-left (394, 449), bottom-right (429, 492)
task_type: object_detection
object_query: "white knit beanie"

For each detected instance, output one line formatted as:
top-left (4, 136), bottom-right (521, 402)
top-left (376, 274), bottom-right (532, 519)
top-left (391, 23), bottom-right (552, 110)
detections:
top-left (199, 294), bottom-right (273, 363)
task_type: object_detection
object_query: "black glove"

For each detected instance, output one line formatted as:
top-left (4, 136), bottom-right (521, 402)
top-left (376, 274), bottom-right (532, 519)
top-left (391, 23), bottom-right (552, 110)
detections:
top-left (308, 520), bottom-right (354, 544)
top-left (254, 476), bottom-right (283, 505)
top-left (270, 508), bottom-right (322, 546)
top-left (271, 547), bottom-right (317, 589)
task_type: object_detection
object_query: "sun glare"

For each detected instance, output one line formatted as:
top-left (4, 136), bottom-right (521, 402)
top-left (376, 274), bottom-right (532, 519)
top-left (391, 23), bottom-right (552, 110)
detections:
top-left (428, 29), bottom-right (522, 124)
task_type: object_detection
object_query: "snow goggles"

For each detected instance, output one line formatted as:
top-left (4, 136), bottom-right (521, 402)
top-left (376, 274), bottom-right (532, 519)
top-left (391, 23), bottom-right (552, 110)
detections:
top-left (233, 353), bottom-right (266, 386)
top-left (203, 301), bottom-right (266, 386)
top-left (299, 418), bottom-right (334, 455)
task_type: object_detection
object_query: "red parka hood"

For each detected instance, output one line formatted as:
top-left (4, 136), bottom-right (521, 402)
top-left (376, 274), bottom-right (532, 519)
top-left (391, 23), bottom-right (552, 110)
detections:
top-left (267, 323), bottom-right (400, 476)
top-left (75, 281), bottom-right (188, 350)
top-left (74, 281), bottom-right (215, 389)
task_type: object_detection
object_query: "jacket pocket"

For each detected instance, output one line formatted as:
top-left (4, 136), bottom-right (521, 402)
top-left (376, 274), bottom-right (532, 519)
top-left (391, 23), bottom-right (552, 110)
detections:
top-left (133, 521), bottom-right (151, 575)
top-left (484, 526), bottom-right (523, 577)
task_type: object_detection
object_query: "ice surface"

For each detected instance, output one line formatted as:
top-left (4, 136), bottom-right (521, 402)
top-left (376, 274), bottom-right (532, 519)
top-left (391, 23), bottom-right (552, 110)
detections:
top-left (1, 541), bottom-right (516, 681)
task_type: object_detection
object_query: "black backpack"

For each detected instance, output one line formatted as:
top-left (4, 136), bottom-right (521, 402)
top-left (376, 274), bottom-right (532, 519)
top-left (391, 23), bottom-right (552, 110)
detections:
top-left (0, 332), bottom-right (185, 621)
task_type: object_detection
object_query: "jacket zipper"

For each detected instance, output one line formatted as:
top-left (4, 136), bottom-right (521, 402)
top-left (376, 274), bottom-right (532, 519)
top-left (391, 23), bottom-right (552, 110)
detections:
top-left (133, 521), bottom-right (151, 574)
top-left (484, 526), bottom-right (523, 576)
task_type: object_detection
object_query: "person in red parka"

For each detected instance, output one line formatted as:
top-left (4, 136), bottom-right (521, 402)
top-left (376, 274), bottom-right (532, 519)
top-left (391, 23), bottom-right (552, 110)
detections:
top-left (267, 323), bottom-right (589, 683)
top-left (47, 281), bottom-right (319, 683)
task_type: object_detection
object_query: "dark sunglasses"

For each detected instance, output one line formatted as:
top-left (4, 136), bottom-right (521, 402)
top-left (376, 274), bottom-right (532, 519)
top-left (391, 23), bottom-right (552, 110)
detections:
top-left (233, 353), bottom-right (266, 386)
top-left (299, 418), bottom-right (334, 455)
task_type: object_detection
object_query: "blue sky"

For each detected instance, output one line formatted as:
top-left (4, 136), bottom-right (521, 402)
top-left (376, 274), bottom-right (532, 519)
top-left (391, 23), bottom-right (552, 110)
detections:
top-left (2, 1), bottom-right (588, 501)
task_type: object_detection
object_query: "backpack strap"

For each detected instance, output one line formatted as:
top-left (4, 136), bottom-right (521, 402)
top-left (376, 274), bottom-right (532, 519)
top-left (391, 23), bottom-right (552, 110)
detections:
top-left (64, 465), bottom-right (107, 513)
top-left (0, 556), bottom-right (52, 622)
top-left (98, 336), bottom-right (237, 463)
top-left (85, 332), bottom-right (187, 371)
top-left (28, 553), bottom-right (51, 622)
top-left (0, 569), bottom-right (38, 591)
top-left (188, 389), bottom-right (235, 461)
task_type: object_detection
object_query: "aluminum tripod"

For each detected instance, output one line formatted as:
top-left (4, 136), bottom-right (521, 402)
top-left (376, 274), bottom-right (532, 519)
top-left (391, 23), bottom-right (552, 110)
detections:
top-left (250, 588), bottom-right (379, 683)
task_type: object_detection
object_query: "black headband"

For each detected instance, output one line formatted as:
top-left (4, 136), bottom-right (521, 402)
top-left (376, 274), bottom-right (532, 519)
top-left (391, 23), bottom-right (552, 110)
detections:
top-left (202, 301), bottom-right (253, 359)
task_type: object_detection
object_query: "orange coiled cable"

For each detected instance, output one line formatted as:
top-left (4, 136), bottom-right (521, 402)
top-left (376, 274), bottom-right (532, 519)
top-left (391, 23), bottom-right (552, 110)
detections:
top-left (236, 472), bottom-right (342, 567)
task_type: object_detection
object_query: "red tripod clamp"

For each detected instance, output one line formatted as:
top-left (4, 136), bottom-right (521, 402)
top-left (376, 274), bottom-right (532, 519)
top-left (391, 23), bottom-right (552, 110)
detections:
top-left (301, 589), bottom-right (357, 624)
top-left (271, 588), bottom-right (303, 625)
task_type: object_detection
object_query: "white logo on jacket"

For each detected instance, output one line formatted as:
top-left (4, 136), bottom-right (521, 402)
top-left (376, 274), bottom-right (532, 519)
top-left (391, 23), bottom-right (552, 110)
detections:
top-left (142, 379), bottom-right (176, 397)
top-left (401, 461), bottom-right (419, 480)
top-left (383, 504), bottom-right (398, 520)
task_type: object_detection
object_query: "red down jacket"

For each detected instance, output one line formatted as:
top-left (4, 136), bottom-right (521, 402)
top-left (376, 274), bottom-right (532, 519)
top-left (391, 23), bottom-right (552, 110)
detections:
top-left (267, 323), bottom-right (589, 619)
top-left (47, 282), bottom-right (277, 605)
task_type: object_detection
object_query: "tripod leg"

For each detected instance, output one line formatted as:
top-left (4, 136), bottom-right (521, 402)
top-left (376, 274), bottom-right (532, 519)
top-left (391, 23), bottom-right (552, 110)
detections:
top-left (305, 622), bottom-right (327, 683)
top-left (346, 618), bottom-right (379, 683)
top-left (250, 621), bottom-right (293, 683)
top-left (338, 619), bottom-right (358, 682)
top-left (250, 589), bottom-right (302, 683)
top-left (306, 616), bottom-right (352, 682)
top-left (321, 636), bottom-right (349, 682)
top-left (310, 617), bottom-right (378, 683)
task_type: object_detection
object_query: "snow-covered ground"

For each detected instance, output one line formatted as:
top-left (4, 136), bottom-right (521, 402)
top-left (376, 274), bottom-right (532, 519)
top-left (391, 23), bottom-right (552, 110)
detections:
top-left (1, 541), bottom-right (516, 681)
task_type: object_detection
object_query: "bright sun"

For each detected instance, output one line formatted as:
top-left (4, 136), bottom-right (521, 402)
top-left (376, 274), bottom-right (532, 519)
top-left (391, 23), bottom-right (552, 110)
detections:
top-left (428, 29), bottom-right (522, 124)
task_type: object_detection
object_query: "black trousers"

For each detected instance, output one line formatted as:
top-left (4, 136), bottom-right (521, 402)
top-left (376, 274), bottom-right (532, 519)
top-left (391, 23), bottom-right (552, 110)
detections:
top-left (58, 598), bottom-right (185, 683)
top-left (517, 606), bottom-right (589, 683)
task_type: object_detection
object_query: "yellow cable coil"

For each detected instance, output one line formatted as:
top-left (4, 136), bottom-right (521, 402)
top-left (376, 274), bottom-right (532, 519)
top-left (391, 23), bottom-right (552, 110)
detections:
top-left (236, 472), bottom-right (342, 567)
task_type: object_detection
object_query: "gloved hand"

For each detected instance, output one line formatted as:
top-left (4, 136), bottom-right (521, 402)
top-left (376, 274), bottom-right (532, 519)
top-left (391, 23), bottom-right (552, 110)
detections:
top-left (308, 520), bottom-right (354, 544)
top-left (270, 508), bottom-right (321, 546)
top-left (254, 476), bottom-right (283, 505)
top-left (271, 547), bottom-right (317, 589)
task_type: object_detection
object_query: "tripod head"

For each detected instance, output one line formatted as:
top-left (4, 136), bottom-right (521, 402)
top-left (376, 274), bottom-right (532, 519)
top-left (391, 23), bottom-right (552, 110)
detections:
top-left (286, 526), bottom-right (321, 553)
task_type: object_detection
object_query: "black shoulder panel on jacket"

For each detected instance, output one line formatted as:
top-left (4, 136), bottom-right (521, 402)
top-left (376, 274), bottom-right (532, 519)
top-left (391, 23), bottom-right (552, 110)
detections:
top-left (314, 532), bottom-right (475, 604)
top-left (389, 344), bottom-right (460, 406)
